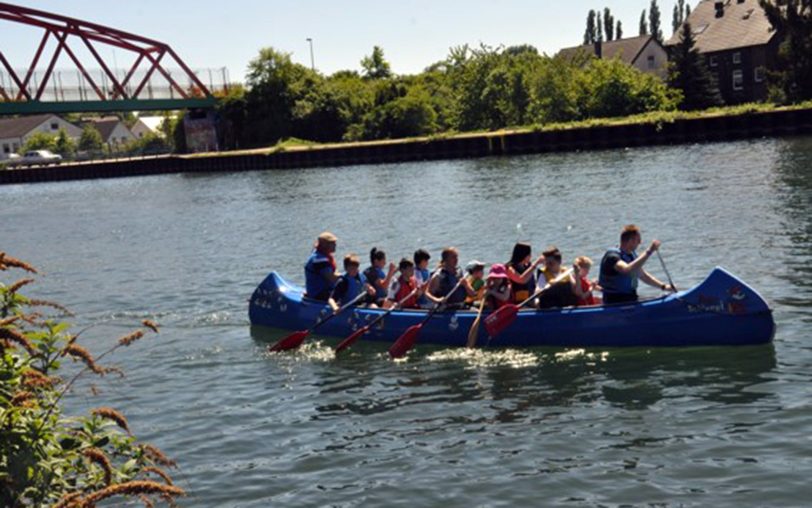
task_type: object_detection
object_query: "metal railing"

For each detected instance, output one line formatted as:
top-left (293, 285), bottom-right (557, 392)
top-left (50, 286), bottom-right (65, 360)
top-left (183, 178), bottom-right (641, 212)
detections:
top-left (0, 67), bottom-right (231, 103)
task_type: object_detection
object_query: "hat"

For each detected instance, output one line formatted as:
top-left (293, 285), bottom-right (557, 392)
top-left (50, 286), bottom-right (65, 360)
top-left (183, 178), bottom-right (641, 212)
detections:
top-left (487, 263), bottom-right (508, 279)
top-left (465, 260), bottom-right (486, 273)
top-left (317, 231), bottom-right (337, 243)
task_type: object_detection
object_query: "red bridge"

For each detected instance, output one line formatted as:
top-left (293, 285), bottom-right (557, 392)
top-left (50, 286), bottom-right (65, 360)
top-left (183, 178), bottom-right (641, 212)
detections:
top-left (0, 2), bottom-right (225, 115)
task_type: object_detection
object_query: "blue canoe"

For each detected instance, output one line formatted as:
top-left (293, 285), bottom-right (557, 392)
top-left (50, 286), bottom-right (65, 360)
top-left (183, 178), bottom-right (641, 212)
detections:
top-left (249, 267), bottom-right (775, 348)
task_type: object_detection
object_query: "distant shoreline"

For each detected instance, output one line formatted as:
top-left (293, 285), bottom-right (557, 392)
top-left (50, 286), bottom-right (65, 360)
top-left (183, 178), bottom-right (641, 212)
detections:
top-left (2, 105), bottom-right (811, 185)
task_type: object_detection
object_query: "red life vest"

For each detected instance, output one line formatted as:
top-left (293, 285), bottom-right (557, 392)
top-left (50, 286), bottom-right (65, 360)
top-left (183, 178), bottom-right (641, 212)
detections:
top-left (395, 276), bottom-right (418, 308)
top-left (577, 276), bottom-right (596, 306)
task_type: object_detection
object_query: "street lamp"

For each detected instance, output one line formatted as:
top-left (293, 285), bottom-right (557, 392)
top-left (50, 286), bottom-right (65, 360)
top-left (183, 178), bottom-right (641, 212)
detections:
top-left (306, 38), bottom-right (315, 72)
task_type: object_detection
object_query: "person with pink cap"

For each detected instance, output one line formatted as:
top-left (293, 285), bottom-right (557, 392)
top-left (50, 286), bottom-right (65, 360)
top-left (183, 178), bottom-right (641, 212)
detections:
top-left (484, 263), bottom-right (512, 309)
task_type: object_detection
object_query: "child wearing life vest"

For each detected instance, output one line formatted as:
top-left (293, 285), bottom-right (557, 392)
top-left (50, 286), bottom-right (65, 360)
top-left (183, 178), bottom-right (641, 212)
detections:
top-left (328, 254), bottom-right (373, 312)
top-left (363, 247), bottom-right (396, 307)
top-left (384, 258), bottom-right (420, 310)
top-left (413, 249), bottom-right (432, 309)
top-left (464, 260), bottom-right (486, 305)
top-left (572, 256), bottom-right (600, 306)
top-left (484, 263), bottom-right (512, 309)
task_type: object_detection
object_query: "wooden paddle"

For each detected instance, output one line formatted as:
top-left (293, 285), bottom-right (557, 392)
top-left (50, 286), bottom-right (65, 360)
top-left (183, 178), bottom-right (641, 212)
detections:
top-left (334, 285), bottom-right (421, 354)
top-left (389, 274), bottom-right (466, 358)
top-left (466, 296), bottom-right (487, 348)
top-left (268, 291), bottom-right (368, 352)
top-left (484, 268), bottom-right (574, 338)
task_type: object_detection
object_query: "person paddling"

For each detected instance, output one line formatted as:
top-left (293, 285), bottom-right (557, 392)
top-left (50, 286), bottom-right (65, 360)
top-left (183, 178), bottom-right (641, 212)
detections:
top-left (427, 247), bottom-right (476, 309)
top-left (505, 242), bottom-right (544, 303)
top-left (304, 231), bottom-right (340, 301)
top-left (536, 246), bottom-right (578, 308)
top-left (328, 254), bottom-right (375, 312)
top-left (383, 258), bottom-right (421, 310)
top-left (413, 249), bottom-right (433, 309)
top-left (599, 224), bottom-right (675, 304)
top-left (364, 247), bottom-right (396, 307)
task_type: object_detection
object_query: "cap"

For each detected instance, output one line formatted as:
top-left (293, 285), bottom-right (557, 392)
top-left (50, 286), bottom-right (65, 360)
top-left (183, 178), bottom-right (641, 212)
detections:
top-left (487, 263), bottom-right (508, 279)
top-left (465, 260), bottom-right (486, 273)
top-left (317, 231), bottom-right (338, 243)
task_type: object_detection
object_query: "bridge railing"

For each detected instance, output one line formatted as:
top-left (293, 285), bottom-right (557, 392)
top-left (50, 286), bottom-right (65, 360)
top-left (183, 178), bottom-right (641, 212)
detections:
top-left (0, 67), bottom-right (231, 103)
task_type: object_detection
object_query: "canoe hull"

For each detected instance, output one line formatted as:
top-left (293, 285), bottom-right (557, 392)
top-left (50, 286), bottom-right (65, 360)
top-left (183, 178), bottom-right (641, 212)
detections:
top-left (249, 268), bottom-right (775, 348)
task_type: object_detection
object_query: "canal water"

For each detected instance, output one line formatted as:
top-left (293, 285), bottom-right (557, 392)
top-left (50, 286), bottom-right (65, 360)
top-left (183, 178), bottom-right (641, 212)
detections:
top-left (2, 136), bottom-right (811, 507)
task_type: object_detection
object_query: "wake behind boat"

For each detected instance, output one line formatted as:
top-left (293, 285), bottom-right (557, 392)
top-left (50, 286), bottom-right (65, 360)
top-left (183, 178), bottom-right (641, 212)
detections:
top-left (249, 267), bottom-right (775, 348)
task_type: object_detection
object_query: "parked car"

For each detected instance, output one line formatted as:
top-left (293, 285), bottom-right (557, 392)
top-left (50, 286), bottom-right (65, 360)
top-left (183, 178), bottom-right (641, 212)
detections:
top-left (6, 150), bottom-right (62, 167)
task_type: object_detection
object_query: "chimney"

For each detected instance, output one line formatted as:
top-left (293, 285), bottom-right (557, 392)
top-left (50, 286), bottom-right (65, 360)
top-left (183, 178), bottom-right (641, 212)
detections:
top-left (594, 41), bottom-right (602, 58)
top-left (715, 1), bottom-right (725, 17)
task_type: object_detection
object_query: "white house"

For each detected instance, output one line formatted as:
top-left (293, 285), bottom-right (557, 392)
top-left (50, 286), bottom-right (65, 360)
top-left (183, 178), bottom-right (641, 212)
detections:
top-left (0, 114), bottom-right (82, 159)
top-left (557, 35), bottom-right (669, 79)
top-left (131, 116), bottom-right (167, 139)
top-left (87, 117), bottom-right (137, 151)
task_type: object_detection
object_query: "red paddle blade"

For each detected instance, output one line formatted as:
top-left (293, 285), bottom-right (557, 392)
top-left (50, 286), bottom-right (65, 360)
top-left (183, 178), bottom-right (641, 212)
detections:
top-left (483, 304), bottom-right (519, 338)
top-left (268, 330), bottom-right (308, 352)
top-left (388, 324), bottom-right (422, 358)
top-left (334, 326), bottom-right (369, 354)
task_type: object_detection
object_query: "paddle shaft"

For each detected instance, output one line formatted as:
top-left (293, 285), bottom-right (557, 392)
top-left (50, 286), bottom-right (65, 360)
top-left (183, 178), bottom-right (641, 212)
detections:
top-left (388, 271), bottom-right (468, 358)
top-left (308, 290), bottom-right (369, 332)
top-left (340, 287), bottom-right (420, 340)
top-left (655, 250), bottom-right (677, 292)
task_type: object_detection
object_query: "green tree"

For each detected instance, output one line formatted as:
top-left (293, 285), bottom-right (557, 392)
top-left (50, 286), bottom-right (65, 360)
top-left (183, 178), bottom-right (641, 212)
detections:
top-left (361, 46), bottom-right (392, 79)
top-left (640, 9), bottom-right (648, 35)
top-left (668, 22), bottom-right (723, 110)
top-left (597, 12), bottom-right (604, 42)
top-left (576, 58), bottom-right (680, 118)
top-left (759, 0), bottom-right (812, 103)
top-left (585, 10), bottom-right (597, 44)
top-left (604, 7), bottom-right (615, 41)
top-left (672, 0), bottom-right (688, 35)
top-left (244, 47), bottom-right (310, 145)
top-left (356, 90), bottom-right (438, 140)
top-left (650, 0), bottom-right (664, 42)
top-left (617, 19), bottom-right (624, 39)
top-left (53, 128), bottom-right (76, 157)
top-left (79, 124), bottom-right (104, 151)
top-left (20, 132), bottom-right (57, 154)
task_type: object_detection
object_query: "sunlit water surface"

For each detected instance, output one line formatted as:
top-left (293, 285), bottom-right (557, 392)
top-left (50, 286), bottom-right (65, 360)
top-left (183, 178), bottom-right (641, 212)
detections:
top-left (2, 136), bottom-right (812, 506)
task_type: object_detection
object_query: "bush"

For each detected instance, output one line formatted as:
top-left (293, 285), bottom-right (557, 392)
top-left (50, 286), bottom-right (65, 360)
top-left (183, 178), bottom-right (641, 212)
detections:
top-left (0, 252), bottom-right (184, 507)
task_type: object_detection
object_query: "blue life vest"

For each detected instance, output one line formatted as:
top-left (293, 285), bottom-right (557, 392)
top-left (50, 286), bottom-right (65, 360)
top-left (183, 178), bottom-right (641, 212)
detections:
top-left (304, 250), bottom-right (335, 301)
top-left (340, 272), bottom-right (366, 305)
top-left (416, 267), bottom-right (430, 306)
top-left (599, 248), bottom-right (638, 295)
top-left (373, 266), bottom-right (386, 299)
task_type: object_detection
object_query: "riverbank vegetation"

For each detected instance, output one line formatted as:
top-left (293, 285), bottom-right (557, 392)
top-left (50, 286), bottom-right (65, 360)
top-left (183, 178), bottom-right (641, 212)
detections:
top-left (0, 253), bottom-right (184, 507)
top-left (210, 0), bottom-right (812, 152)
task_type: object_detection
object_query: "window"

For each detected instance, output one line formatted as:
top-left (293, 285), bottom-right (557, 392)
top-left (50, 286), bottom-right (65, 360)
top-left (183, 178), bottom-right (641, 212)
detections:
top-left (12, 143), bottom-right (19, 152)
top-left (709, 55), bottom-right (718, 67)
top-left (2, 144), bottom-right (9, 154)
top-left (754, 67), bottom-right (765, 82)
top-left (732, 52), bottom-right (741, 64)
top-left (647, 55), bottom-right (656, 69)
top-left (732, 70), bottom-right (744, 91)
top-left (50, 122), bottom-right (58, 130)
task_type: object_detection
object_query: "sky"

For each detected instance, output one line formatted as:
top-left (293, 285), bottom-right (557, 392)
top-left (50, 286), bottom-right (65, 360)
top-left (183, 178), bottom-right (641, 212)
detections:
top-left (0, 1), bottom-right (684, 81)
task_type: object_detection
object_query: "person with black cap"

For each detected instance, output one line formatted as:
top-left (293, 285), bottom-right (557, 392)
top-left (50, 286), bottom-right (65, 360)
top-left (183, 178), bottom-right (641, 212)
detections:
top-left (304, 231), bottom-right (340, 301)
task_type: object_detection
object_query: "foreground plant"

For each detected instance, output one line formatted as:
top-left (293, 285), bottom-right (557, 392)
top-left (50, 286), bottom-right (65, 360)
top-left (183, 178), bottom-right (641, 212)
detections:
top-left (0, 251), bottom-right (184, 507)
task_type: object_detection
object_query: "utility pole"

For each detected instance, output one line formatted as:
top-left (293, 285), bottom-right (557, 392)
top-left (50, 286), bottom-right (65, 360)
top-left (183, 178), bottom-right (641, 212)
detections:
top-left (306, 37), bottom-right (315, 71)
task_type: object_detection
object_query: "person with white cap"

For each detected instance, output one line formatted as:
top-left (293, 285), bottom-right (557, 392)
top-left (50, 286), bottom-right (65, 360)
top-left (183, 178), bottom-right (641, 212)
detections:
top-left (304, 231), bottom-right (340, 301)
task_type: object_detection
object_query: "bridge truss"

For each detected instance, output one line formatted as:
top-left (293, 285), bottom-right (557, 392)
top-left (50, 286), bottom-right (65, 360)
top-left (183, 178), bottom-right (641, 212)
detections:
top-left (0, 2), bottom-right (219, 114)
